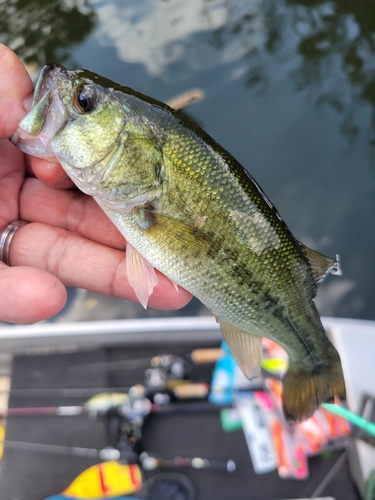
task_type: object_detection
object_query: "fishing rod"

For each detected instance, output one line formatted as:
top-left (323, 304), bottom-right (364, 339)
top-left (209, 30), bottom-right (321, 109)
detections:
top-left (0, 386), bottom-right (133, 398)
top-left (0, 438), bottom-right (235, 473)
top-left (0, 346), bottom-right (258, 418)
top-left (2, 346), bottom-right (268, 401)
top-left (0, 349), bottom-right (221, 399)
top-left (1, 438), bottom-right (121, 460)
top-left (68, 348), bottom-right (224, 373)
top-left (1, 391), bottom-right (236, 474)
top-left (0, 349), bottom-right (223, 407)
top-left (2, 379), bottom-right (266, 418)
top-left (2, 385), bottom-right (235, 419)
top-left (140, 452), bottom-right (236, 473)
top-left (3, 401), bottom-right (225, 419)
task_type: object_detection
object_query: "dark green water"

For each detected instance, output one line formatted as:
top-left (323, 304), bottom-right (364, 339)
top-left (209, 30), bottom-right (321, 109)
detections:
top-left (2, 0), bottom-right (375, 321)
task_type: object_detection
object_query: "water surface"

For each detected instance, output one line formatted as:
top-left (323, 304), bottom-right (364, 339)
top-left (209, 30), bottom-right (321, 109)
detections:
top-left (2, 0), bottom-right (374, 321)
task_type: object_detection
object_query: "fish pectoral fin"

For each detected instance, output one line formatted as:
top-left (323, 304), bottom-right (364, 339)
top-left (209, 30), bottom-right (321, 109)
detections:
top-left (218, 318), bottom-right (262, 380)
top-left (298, 243), bottom-right (341, 286)
top-left (125, 243), bottom-right (158, 309)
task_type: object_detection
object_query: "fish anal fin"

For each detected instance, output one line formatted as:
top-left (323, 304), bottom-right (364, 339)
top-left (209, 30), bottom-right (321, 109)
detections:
top-left (125, 243), bottom-right (158, 309)
top-left (299, 243), bottom-right (341, 285)
top-left (218, 318), bottom-right (262, 380)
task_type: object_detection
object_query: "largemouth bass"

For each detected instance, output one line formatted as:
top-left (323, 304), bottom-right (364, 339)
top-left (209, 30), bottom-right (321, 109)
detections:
top-left (12, 64), bottom-right (346, 422)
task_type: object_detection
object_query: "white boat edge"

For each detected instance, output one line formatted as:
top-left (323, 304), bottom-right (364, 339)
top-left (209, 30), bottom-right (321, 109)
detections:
top-left (0, 314), bottom-right (373, 349)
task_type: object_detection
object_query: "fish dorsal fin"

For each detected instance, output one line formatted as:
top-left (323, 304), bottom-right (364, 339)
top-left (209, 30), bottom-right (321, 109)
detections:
top-left (299, 243), bottom-right (341, 285)
top-left (218, 318), bottom-right (262, 380)
top-left (125, 243), bottom-right (158, 309)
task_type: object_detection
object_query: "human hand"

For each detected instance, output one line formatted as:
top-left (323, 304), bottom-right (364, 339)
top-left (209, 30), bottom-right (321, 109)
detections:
top-left (0, 44), bottom-right (192, 323)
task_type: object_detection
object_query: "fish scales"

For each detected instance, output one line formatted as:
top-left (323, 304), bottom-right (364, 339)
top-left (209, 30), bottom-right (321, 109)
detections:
top-left (134, 159), bottom-right (315, 350)
top-left (156, 120), bottom-right (320, 347)
top-left (11, 64), bottom-right (346, 422)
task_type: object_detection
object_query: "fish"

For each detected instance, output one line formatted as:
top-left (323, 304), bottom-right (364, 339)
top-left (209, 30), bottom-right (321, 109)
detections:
top-left (11, 64), bottom-right (346, 422)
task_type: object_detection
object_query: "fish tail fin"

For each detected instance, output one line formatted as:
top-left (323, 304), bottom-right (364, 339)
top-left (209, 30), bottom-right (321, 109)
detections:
top-left (282, 347), bottom-right (346, 423)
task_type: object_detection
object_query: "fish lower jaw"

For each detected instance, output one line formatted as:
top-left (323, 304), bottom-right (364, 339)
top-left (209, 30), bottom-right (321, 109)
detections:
top-left (11, 133), bottom-right (57, 162)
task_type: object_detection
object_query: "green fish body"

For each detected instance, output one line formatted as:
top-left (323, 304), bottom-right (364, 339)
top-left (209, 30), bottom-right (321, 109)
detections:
top-left (12, 65), bottom-right (346, 422)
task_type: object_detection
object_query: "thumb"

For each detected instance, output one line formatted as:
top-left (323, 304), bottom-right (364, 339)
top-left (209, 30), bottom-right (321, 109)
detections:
top-left (0, 44), bottom-right (33, 138)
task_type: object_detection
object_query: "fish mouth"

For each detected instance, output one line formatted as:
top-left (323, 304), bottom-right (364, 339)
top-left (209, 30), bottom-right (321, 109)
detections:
top-left (11, 64), bottom-right (68, 159)
top-left (31, 64), bottom-right (63, 109)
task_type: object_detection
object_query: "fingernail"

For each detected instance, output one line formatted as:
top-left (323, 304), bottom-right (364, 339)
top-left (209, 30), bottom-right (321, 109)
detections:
top-left (23, 94), bottom-right (33, 112)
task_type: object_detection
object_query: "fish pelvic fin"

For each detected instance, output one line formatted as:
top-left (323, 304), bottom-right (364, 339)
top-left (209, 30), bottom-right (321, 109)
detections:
top-left (125, 243), bottom-right (158, 309)
top-left (218, 318), bottom-right (262, 380)
top-left (282, 346), bottom-right (346, 423)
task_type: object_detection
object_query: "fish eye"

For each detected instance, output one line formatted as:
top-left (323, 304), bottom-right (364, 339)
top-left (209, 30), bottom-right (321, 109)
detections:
top-left (75, 85), bottom-right (96, 113)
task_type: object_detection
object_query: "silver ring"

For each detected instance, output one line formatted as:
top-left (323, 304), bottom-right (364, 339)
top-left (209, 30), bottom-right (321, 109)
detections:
top-left (0, 220), bottom-right (29, 266)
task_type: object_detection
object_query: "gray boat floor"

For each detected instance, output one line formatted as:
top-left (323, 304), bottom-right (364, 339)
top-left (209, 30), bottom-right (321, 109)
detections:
top-left (0, 340), bottom-right (360, 500)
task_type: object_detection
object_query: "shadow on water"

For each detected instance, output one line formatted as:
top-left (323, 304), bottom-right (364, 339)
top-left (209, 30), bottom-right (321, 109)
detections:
top-left (1, 0), bottom-right (374, 321)
top-left (3, 0), bottom-right (375, 142)
top-left (204, 0), bottom-right (375, 150)
top-left (0, 0), bottom-right (97, 66)
top-left (4, 0), bottom-right (375, 149)
top-left (289, 1), bottom-right (375, 153)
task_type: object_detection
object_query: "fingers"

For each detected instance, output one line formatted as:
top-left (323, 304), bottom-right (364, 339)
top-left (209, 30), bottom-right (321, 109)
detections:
top-left (10, 222), bottom-right (192, 310)
top-left (20, 178), bottom-right (125, 249)
top-left (0, 45), bottom-right (72, 187)
top-left (26, 155), bottom-right (74, 189)
top-left (0, 139), bottom-right (25, 228)
top-left (0, 44), bottom-right (33, 138)
top-left (0, 263), bottom-right (67, 323)
top-left (19, 179), bottom-right (193, 309)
